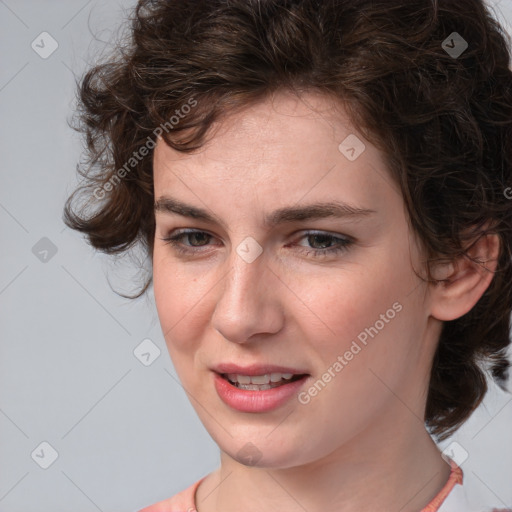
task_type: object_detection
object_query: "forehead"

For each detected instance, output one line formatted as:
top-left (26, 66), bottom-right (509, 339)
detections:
top-left (153, 90), bottom-right (395, 215)
top-left (155, 91), bottom-right (353, 166)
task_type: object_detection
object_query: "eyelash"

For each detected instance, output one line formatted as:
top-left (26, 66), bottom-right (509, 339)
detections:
top-left (159, 229), bottom-right (353, 259)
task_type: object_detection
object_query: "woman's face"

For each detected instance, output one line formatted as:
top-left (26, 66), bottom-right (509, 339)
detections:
top-left (152, 91), bottom-right (440, 468)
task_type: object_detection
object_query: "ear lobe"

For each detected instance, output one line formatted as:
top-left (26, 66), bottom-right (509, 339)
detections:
top-left (429, 232), bottom-right (500, 322)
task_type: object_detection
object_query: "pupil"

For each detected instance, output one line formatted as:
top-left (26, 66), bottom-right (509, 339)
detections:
top-left (191, 232), bottom-right (209, 246)
top-left (309, 234), bottom-right (331, 249)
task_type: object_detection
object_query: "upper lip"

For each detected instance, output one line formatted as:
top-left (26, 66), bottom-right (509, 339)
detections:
top-left (213, 363), bottom-right (310, 376)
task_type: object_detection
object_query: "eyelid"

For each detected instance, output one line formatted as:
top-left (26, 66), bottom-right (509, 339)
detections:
top-left (293, 229), bottom-right (352, 241)
top-left (159, 228), bottom-right (354, 258)
top-left (159, 227), bottom-right (351, 243)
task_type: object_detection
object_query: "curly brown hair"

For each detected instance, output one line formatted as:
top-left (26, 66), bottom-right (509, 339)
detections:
top-left (63, 0), bottom-right (512, 441)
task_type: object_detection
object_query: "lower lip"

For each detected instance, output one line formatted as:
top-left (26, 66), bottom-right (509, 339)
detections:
top-left (213, 373), bottom-right (309, 413)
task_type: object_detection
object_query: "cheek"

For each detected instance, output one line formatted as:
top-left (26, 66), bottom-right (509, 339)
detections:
top-left (304, 258), bottom-right (412, 347)
top-left (152, 253), bottom-right (207, 354)
top-left (298, 240), bottom-right (424, 403)
top-left (308, 277), bottom-right (426, 413)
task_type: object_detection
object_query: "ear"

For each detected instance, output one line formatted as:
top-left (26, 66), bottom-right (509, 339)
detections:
top-left (429, 230), bottom-right (500, 322)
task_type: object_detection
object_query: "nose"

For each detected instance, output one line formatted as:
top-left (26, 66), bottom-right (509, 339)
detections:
top-left (211, 244), bottom-right (284, 344)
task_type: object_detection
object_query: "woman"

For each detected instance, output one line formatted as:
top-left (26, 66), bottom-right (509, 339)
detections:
top-left (63, 0), bottom-right (512, 511)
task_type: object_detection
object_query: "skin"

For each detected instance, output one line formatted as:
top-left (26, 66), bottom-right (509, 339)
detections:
top-left (151, 90), bottom-right (500, 512)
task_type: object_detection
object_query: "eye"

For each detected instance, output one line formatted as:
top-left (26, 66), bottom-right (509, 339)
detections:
top-left (160, 229), bottom-right (216, 255)
top-left (292, 231), bottom-right (353, 258)
top-left (159, 229), bottom-right (353, 258)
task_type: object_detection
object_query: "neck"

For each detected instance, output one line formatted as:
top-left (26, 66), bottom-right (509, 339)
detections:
top-left (195, 413), bottom-right (452, 512)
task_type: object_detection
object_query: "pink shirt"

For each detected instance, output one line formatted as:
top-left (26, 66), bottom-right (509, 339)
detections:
top-left (138, 459), bottom-right (511, 512)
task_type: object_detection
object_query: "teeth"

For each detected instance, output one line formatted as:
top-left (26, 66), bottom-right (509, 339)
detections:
top-left (250, 374), bottom-right (269, 385)
top-left (236, 374), bottom-right (251, 384)
top-left (225, 372), bottom-right (297, 385)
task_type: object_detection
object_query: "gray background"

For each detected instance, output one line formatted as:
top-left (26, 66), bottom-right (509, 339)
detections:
top-left (0, 1), bottom-right (511, 511)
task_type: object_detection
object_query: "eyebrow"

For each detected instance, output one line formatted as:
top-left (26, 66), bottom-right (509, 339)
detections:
top-left (154, 196), bottom-right (376, 228)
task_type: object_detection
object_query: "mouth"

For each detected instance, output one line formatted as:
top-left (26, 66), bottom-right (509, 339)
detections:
top-left (213, 369), bottom-right (311, 412)
top-left (220, 372), bottom-right (308, 391)
top-left (211, 363), bottom-right (311, 412)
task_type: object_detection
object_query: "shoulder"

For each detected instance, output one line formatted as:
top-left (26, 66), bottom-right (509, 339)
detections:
top-left (137, 477), bottom-right (205, 512)
top-left (434, 463), bottom-right (511, 512)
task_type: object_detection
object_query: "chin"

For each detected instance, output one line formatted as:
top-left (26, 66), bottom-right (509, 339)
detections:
top-left (218, 435), bottom-right (314, 470)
